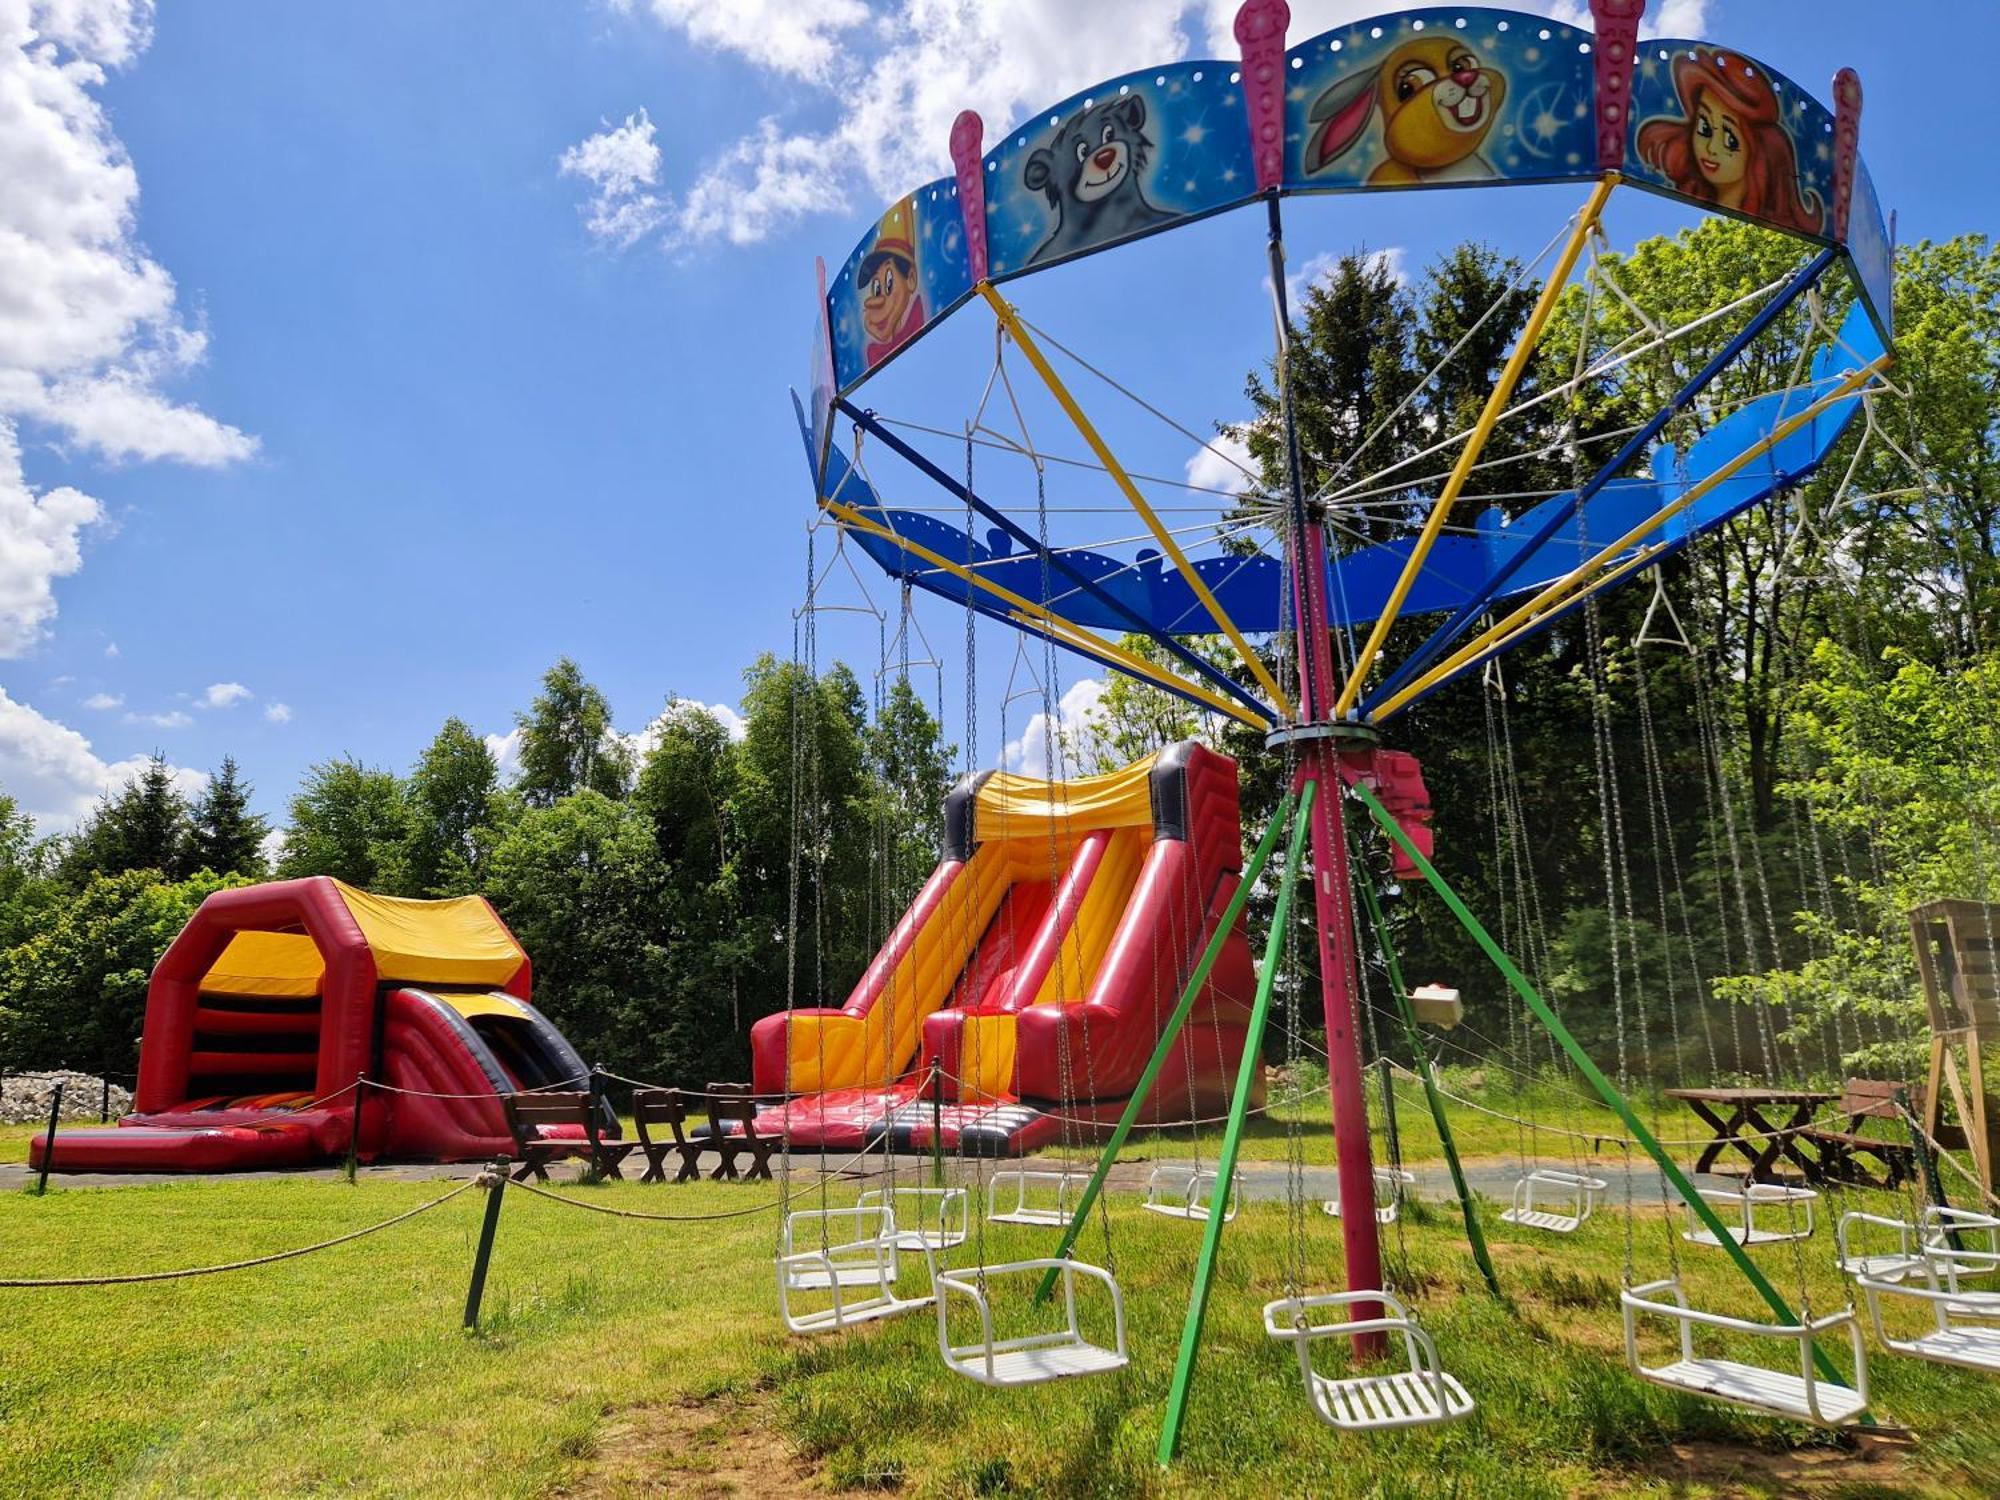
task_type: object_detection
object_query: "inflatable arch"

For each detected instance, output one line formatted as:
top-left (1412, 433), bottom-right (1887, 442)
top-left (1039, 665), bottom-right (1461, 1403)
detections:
top-left (31, 877), bottom-right (606, 1173)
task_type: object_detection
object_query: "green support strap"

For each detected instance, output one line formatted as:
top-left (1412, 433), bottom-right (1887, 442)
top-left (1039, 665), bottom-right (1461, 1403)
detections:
top-left (1356, 875), bottom-right (1502, 1299)
top-left (1158, 779), bottom-right (1316, 1464)
top-left (1348, 780), bottom-right (1862, 1405)
top-left (1033, 792), bottom-right (1297, 1303)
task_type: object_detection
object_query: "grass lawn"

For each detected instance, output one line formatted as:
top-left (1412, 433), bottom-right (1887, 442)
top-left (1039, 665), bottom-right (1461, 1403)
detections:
top-left (4, 1070), bottom-right (1999, 1498)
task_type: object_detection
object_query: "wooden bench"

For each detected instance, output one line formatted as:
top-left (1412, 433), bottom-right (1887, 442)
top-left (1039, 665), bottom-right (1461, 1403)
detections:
top-left (631, 1088), bottom-right (710, 1183)
top-left (1802, 1079), bottom-right (1918, 1189)
top-left (705, 1083), bottom-right (776, 1182)
top-left (503, 1091), bottom-right (633, 1182)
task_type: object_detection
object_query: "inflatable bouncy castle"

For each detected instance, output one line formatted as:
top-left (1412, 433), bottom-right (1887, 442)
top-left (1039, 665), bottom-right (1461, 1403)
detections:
top-left (752, 741), bottom-right (1260, 1154)
top-left (30, 877), bottom-right (606, 1172)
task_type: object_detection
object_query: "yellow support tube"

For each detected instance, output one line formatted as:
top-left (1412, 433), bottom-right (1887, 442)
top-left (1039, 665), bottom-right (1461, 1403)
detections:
top-left (820, 495), bottom-right (1271, 731)
top-left (976, 282), bottom-right (1296, 721)
top-left (1371, 353), bottom-right (1893, 720)
top-left (1335, 176), bottom-right (1616, 718)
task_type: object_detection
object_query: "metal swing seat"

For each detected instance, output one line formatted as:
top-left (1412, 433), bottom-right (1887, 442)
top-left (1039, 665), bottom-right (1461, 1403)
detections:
top-left (1499, 1167), bottom-right (1608, 1235)
top-left (858, 1184), bottom-right (970, 1251)
top-left (1837, 1205), bottom-right (2000, 1284)
top-left (1620, 1278), bottom-right (1870, 1426)
top-left (935, 1257), bottom-right (1130, 1387)
top-left (776, 1205), bottom-right (935, 1334)
top-left (1263, 1290), bottom-right (1475, 1432)
top-left (1858, 1257), bottom-right (2000, 1376)
top-left (1322, 1166), bottom-right (1415, 1225)
top-left (1681, 1181), bottom-right (1818, 1248)
top-left (1141, 1162), bottom-right (1240, 1223)
top-left (987, 1168), bottom-right (1089, 1227)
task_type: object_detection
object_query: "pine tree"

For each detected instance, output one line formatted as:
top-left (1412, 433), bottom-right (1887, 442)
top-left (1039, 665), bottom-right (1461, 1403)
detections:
top-left (63, 755), bottom-right (192, 881)
top-left (188, 756), bottom-right (271, 877)
top-left (515, 657), bottom-right (631, 806)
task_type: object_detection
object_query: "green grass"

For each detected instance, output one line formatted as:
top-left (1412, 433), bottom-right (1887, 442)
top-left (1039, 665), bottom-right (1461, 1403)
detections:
top-left (3, 1127), bottom-right (1997, 1496)
top-left (1, 1071), bottom-right (1992, 1495)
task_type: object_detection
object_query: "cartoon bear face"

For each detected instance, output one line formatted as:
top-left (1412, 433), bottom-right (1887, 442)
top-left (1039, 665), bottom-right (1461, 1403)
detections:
top-left (1021, 94), bottom-right (1171, 265)
top-left (1024, 94), bottom-right (1153, 207)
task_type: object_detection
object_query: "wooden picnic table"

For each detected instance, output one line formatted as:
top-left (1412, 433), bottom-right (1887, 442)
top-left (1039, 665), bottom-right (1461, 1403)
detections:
top-left (1664, 1087), bottom-right (1834, 1183)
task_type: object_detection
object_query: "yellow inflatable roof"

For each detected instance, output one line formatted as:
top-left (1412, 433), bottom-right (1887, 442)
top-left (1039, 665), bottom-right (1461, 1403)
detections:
top-left (197, 882), bottom-right (526, 997)
top-left (974, 752), bottom-right (1157, 838)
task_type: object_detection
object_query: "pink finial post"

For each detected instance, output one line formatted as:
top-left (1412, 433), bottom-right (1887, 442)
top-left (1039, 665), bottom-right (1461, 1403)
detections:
top-left (949, 110), bottom-right (989, 283)
top-left (1589, 0), bottom-right (1645, 172)
top-left (1831, 68), bottom-right (1862, 242)
top-left (1234, 0), bottom-right (1291, 192)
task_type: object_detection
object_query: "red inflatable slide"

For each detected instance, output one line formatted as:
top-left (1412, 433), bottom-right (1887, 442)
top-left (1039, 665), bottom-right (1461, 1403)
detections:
top-left (751, 741), bottom-right (1261, 1154)
top-left (30, 877), bottom-right (607, 1172)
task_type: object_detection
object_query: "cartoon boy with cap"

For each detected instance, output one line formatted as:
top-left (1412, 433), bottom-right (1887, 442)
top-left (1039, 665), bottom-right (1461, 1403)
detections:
top-left (860, 199), bottom-right (926, 367)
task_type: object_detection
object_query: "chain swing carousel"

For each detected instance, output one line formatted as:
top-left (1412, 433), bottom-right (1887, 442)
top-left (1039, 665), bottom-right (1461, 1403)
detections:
top-left (757, 0), bottom-right (1916, 1457)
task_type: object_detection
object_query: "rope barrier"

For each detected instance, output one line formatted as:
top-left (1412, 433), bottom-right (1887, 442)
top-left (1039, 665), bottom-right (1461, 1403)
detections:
top-left (0, 1177), bottom-right (479, 1287)
top-left (356, 1073), bottom-right (588, 1102)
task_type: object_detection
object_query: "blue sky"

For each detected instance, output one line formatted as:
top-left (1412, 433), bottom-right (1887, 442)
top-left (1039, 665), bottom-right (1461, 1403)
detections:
top-left (0, 0), bottom-right (1991, 833)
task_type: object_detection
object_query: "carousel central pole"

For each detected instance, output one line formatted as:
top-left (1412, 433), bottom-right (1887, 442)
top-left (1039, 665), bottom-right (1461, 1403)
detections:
top-left (1264, 187), bottom-right (1386, 1355)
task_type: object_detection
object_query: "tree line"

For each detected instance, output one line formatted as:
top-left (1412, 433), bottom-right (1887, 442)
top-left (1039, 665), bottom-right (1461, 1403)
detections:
top-left (0, 223), bottom-right (1994, 1099)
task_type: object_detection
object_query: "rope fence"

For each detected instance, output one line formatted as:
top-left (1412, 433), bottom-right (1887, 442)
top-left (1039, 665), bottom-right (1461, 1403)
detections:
top-left (0, 1177), bottom-right (479, 1288)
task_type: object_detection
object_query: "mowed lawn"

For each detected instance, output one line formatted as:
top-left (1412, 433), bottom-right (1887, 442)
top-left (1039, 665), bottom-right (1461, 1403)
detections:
top-left (4, 1106), bottom-right (1999, 1496)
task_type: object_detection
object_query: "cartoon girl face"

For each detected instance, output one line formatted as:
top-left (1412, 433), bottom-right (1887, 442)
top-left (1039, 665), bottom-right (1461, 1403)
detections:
top-left (1691, 91), bottom-right (1747, 201)
top-left (862, 255), bottom-right (914, 345)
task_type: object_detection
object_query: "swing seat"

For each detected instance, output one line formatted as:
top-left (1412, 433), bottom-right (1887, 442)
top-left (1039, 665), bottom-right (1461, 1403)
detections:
top-left (1860, 1268), bottom-right (2000, 1373)
top-left (776, 1206), bottom-right (934, 1334)
top-left (935, 1258), bottom-right (1129, 1387)
top-left (1141, 1162), bottom-right (1238, 1223)
top-left (988, 1169), bottom-right (1087, 1227)
top-left (1621, 1278), bottom-right (1869, 1427)
top-left (1499, 1168), bottom-right (1607, 1235)
top-left (858, 1185), bottom-right (970, 1251)
top-left (1681, 1182), bottom-right (1818, 1247)
top-left (1837, 1207), bottom-right (2000, 1285)
top-left (1322, 1167), bottom-right (1414, 1225)
top-left (1263, 1290), bottom-right (1474, 1431)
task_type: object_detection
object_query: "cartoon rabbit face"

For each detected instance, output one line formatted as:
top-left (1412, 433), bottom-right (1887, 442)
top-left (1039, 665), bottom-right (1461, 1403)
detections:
top-left (1305, 36), bottom-right (1508, 183)
top-left (1377, 38), bottom-right (1505, 169)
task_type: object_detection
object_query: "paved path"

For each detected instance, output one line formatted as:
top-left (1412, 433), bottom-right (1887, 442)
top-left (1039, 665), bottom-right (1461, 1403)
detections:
top-left (1, 1150), bottom-right (1742, 1209)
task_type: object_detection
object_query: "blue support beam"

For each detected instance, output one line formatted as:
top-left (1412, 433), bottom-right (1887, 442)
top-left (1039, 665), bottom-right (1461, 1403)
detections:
top-left (833, 398), bottom-right (1275, 724)
top-left (1364, 246), bottom-right (1838, 713)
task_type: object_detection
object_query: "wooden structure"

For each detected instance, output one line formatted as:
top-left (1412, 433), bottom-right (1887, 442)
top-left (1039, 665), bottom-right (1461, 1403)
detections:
top-left (502, 1091), bottom-right (633, 1182)
top-left (631, 1087), bottom-right (709, 1183)
top-left (1909, 900), bottom-right (2000, 1198)
top-left (704, 1083), bottom-right (776, 1181)
top-left (1664, 1087), bottom-right (1832, 1182)
top-left (1801, 1079), bottom-right (1918, 1189)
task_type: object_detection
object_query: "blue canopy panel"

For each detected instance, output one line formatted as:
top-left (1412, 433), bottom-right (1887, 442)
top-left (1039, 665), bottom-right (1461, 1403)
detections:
top-left (803, 303), bottom-right (1883, 644)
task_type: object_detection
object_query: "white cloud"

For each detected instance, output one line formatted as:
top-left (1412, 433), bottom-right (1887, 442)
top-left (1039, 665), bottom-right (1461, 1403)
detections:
top-left (0, 685), bottom-right (203, 832)
top-left (125, 707), bottom-right (190, 728)
top-left (581, 0), bottom-right (1715, 249)
top-left (0, 420), bottom-right (101, 654)
top-left (262, 701), bottom-right (292, 724)
top-left (573, 0), bottom-right (1197, 248)
top-left (559, 109), bottom-right (669, 248)
top-left (1271, 245), bottom-right (1407, 309)
top-left (614, 0), bottom-right (866, 84)
top-left (675, 119), bottom-right (847, 247)
top-left (198, 680), bottom-right (251, 709)
top-left (1184, 428), bottom-right (1257, 500)
top-left (0, 1), bottom-right (255, 466)
top-left (258, 825), bottom-right (285, 867)
top-left (80, 690), bottom-right (119, 709)
top-left (483, 726), bottom-right (522, 781)
top-left (1001, 676), bottom-right (1107, 780)
top-left (102, 641), bottom-right (117, 657)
